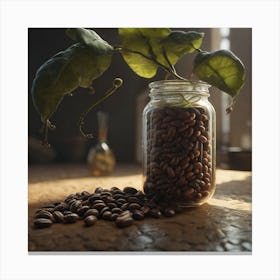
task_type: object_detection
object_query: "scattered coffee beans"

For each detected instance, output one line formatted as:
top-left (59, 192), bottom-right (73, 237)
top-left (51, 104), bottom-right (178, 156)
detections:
top-left (33, 186), bottom-right (179, 229)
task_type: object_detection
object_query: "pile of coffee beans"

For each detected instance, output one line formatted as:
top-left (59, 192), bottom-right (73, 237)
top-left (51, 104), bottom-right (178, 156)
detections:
top-left (143, 106), bottom-right (214, 205)
top-left (33, 186), bottom-right (178, 229)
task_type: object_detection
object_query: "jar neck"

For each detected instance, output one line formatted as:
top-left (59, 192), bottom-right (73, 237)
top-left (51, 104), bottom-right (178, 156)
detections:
top-left (148, 80), bottom-right (210, 103)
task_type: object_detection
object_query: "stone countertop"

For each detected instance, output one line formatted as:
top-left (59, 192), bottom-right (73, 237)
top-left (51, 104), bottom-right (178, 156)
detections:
top-left (28, 164), bottom-right (252, 252)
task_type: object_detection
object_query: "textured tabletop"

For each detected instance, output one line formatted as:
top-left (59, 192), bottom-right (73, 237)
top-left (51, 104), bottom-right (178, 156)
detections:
top-left (28, 164), bottom-right (252, 252)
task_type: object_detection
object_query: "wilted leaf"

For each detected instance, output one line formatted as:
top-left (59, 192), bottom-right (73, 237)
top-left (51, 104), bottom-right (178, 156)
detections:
top-left (161, 31), bottom-right (204, 65)
top-left (193, 50), bottom-right (245, 98)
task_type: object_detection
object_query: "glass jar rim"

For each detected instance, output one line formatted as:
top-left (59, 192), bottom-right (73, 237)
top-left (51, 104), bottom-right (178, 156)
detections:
top-left (149, 80), bottom-right (211, 92)
top-left (149, 80), bottom-right (211, 96)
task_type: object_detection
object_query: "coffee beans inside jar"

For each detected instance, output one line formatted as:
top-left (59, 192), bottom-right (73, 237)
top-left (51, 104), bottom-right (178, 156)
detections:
top-left (142, 80), bottom-right (216, 207)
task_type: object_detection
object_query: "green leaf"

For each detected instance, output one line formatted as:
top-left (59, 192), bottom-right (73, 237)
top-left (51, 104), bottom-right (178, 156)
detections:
top-left (118, 28), bottom-right (171, 78)
top-left (161, 31), bottom-right (204, 65)
top-left (193, 50), bottom-right (245, 98)
top-left (65, 28), bottom-right (114, 55)
top-left (32, 42), bottom-right (112, 123)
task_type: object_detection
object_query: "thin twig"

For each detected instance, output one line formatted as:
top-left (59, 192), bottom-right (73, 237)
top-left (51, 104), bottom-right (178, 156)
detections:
top-left (78, 78), bottom-right (123, 138)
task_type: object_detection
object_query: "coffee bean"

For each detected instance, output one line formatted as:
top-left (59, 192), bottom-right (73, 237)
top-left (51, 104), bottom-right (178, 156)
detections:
top-left (198, 125), bottom-right (206, 133)
top-left (82, 191), bottom-right (90, 197)
top-left (103, 196), bottom-right (115, 203)
top-left (111, 187), bottom-right (121, 192)
top-left (194, 162), bottom-right (203, 169)
top-left (134, 191), bottom-right (146, 200)
top-left (84, 215), bottom-right (97, 226)
top-left (65, 194), bottom-right (76, 202)
top-left (120, 202), bottom-right (129, 210)
top-left (116, 198), bottom-right (127, 206)
top-left (107, 202), bottom-right (117, 209)
top-left (53, 201), bottom-right (62, 206)
top-left (113, 193), bottom-right (124, 200)
top-left (123, 186), bottom-right (138, 195)
top-left (34, 218), bottom-right (53, 228)
top-left (52, 211), bottom-right (64, 223)
top-left (102, 211), bottom-right (112, 220)
top-left (112, 189), bottom-right (124, 195)
top-left (186, 172), bottom-right (194, 179)
top-left (54, 203), bottom-right (68, 212)
top-left (128, 203), bottom-right (141, 211)
top-left (35, 210), bottom-right (54, 221)
top-left (199, 135), bottom-right (208, 143)
top-left (132, 210), bottom-right (144, 220)
top-left (112, 208), bottom-right (123, 214)
top-left (95, 187), bottom-right (104, 193)
top-left (92, 199), bottom-right (105, 205)
top-left (194, 130), bottom-right (201, 137)
top-left (201, 114), bottom-right (208, 121)
top-left (202, 191), bottom-right (210, 197)
top-left (92, 203), bottom-right (106, 211)
top-left (115, 211), bottom-right (134, 228)
top-left (189, 112), bottom-right (196, 121)
top-left (87, 194), bottom-right (101, 204)
top-left (70, 201), bottom-right (82, 212)
top-left (99, 206), bottom-right (110, 217)
top-left (84, 208), bottom-right (99, 218)
top-left (127, 196), bottom-right (143, 205)
top-left (186, 127), bottom-right (194, 137)
top-left (193, 149), bottom-right (200, 158)
top-left (77, 206), bottom-right (90, 216)
top-left (64, 213), bottom-right (79, 223)
top-left (185, 188), bottom-right (195, 196)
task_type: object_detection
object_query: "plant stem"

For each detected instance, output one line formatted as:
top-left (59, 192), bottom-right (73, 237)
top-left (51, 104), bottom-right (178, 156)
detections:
top-left (78, 78), bottom-right (123, 138)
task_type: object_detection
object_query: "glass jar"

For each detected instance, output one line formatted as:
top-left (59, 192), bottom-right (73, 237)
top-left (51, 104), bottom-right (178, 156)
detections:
top-left (142, 80), bottom-right (216, 207)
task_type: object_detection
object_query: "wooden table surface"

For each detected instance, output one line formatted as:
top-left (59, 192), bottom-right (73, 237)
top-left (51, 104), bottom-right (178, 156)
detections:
top-left (28, 164), bottom-right (252, 252)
